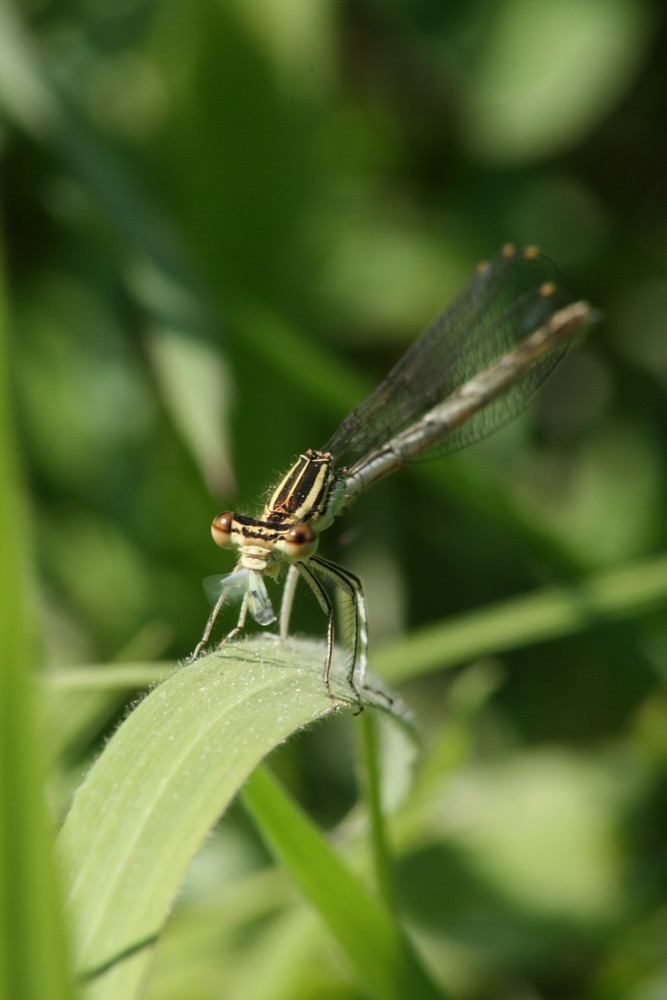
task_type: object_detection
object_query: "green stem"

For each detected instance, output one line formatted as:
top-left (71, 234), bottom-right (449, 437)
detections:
top-left (359, 712), bottom-right (397, 915)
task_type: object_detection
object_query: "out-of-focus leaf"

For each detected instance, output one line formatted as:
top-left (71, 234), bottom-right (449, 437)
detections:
top-left (460, 0), bottom-right (654, 164)
top-left (376, 551), bottom-right (667, 683)
top-left (145, 325), bottom-right (237, 496)
top-left (0, 228), bottom-right (74, 999)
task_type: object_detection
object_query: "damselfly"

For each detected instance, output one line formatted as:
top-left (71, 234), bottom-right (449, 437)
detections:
top-left (192, 244), bottom-right (595, 705)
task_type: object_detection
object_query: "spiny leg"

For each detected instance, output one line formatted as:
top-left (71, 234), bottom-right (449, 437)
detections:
top-left (279, 564), bottom-right (300, 642)
top-left (190, 584), bottom-right (233, 661)
top-left (217, 589), bottom-right (250, 648)
top-left (309, 555), bottom-right (365, 710)
top-left (295, 561), bottom-right (336, 706)
top-left (311, 556), bottom-right (395, 709)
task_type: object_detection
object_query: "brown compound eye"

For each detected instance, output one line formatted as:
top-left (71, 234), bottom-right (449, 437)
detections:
top-left (282, 522), bottom-right (318, 560)
top-left (211, 511), bottom-right (235, 548)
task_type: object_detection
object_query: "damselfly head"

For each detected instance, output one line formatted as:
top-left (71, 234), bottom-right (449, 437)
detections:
top-left (211, 508), bottom-right (319, 565)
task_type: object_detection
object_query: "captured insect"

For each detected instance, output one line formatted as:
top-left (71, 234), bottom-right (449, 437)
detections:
top-left (192, 244), bottom-right (596, 706)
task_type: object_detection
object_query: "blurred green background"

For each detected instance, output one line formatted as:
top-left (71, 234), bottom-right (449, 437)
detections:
top-left (2, 0), bottom-right (667, 997)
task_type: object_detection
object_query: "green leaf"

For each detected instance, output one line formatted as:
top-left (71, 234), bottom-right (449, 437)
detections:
top-left (376, 551), bottom-right (667, 683)
top-left (242, 766), bottom-right (448, 1000)
top-left (460, 0), bottom-right (654, 164)
top-left (56, 637), bottom-right (402, 1000)
top-left (0, 226), bottom-right (74, 997)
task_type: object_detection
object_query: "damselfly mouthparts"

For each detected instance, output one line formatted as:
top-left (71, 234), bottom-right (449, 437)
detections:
top-left (192, 244), bottom-right (596, 706)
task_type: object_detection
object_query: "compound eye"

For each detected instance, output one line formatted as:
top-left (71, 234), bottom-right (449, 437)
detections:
top-left (283, 523), bottom-right (318, 560)
top-left (211, 511), bottom-right (235, 548)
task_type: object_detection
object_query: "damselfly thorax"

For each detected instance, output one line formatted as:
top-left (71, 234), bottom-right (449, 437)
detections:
top-left (191, 244), bottom-right (597, 707)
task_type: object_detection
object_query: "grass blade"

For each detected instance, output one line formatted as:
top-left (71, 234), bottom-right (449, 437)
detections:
top-left (242, 766), bottom-right (448, 1000)
top-left (0, 234), bottom-right (74, 999)
top-left (377, 552), bottom-right (667, 682)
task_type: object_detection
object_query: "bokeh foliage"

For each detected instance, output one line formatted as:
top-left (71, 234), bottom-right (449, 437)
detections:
top-left (2, 0), bottom-right (667, 997)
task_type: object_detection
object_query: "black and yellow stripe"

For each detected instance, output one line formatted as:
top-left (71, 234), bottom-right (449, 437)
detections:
top-left (266, 449), bottom-right (338, 524)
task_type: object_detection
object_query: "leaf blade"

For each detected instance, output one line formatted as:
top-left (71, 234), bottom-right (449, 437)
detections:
top-left (242, 766), bottom-right (448, 1000)
top-left (57, 637), bottom-right (394, 1000)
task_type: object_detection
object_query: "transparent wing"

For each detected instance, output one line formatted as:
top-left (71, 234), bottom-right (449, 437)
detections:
top-left (203, 570), bottom-right (249, 605)
top-left (323, 246), bottom-right (573, 469)
top-left (203, 569), bottom-right (276, 625)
